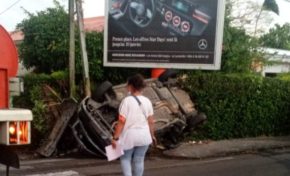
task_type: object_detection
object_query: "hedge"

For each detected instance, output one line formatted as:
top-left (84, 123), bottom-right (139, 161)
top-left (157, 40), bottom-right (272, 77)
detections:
top-left (182, 73), bottom-right (290, 140)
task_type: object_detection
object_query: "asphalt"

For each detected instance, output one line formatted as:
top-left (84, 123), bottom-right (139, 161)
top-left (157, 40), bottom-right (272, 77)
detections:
top-left (17, 136), bottom-right (290, 161)
top-left (16, 136), bottom-right (290, 161)
top-left (163, 136), bottom-right (290, 159)
top-left (2, 136), bottom-right (290, 175)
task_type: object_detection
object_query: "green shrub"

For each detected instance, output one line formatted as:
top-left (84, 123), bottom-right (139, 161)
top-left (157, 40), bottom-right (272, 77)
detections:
top-left (30, 86), bottom-right (48, 136)
top-left (182, 73), bottom-right (290, 140)
top-left (13, 72), bottom-right (68, 146)
top-left (277, 73), bottom-right (290, 81)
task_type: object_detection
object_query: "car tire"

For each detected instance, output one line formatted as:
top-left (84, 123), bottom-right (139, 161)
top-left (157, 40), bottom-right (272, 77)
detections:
top-left (158, 69), bottom-right (178, 82)
top-left (187, 112), bottom-right (207, 130)
top-left (92, 81), bottom-right (113, 102)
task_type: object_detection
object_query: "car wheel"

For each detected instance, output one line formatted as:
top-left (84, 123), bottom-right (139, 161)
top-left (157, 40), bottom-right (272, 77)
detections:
top-left (187, 112), bottom-right (207, 130)
top-left (158, 69), bottom-right (178, 82)
top-left (92, 81), bottom-right (113, 102)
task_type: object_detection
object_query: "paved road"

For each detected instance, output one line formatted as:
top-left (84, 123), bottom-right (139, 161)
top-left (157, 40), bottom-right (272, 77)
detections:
top-left (145, 152), bottom-right (290, 176)
top-left (1, 149), bottom-right (290, 176)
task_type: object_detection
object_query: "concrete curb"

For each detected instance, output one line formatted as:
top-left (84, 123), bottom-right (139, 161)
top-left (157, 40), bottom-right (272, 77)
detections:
top-left (163, 136), bottom-right (290, 159)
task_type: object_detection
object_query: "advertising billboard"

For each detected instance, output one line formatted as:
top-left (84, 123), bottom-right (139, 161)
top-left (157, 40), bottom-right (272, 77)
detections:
top-left (104, 0), bottom-right (225, 70)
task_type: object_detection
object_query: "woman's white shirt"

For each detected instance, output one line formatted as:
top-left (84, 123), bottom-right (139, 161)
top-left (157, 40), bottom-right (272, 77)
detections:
top-left (119, 95), bottom-right (153, 150)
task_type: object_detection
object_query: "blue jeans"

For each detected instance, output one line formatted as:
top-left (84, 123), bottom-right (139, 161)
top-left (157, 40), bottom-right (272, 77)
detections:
top-left (120, 145), bottom-right (149, 176)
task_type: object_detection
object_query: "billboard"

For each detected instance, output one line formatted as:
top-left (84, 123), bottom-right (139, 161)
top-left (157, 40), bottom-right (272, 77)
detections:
top-left (104, 0), bottom-right (225, 70)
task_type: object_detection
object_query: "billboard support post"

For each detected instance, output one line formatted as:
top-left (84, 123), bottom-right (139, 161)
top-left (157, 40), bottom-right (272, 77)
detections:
top-left (69, 0), bottom-right (76, 98)
top-left (76, 0), bottom-right (91, 97)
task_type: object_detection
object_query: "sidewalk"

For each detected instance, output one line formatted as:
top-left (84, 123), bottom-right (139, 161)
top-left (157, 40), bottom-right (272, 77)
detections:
top-left (163, 136), bottom-right (290, 159)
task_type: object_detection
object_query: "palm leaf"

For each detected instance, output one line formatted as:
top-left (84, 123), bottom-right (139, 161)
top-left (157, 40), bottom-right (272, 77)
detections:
top-left (262, 0), bottom-right (279, 15)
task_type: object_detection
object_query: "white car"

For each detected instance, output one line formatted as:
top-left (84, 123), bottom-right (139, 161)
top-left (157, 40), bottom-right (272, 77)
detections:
top-left (73, 71), bottom-right (206, 157)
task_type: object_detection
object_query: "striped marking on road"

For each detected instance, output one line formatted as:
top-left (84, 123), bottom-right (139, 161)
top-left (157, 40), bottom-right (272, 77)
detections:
top-left (199, 157), bottom-right (234, 164)
top-left (25, 170), bottom-right (80, 176)
top-left (22, 159), bottom-right (74, 165)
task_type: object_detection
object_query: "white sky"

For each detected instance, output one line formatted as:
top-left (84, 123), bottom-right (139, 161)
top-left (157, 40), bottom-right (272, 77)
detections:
top-left (0, 0), bottom-right (105, 31)
top-left (0, 0), bottom-right (289, 31)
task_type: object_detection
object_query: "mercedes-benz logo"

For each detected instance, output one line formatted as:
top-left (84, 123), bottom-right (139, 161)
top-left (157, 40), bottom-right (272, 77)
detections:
top-left (198, 39), bottom-right (208, 50)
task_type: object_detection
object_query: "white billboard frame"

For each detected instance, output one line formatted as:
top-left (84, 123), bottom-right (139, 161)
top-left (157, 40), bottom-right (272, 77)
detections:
top-left (104, 0), bottom-right (226, 70)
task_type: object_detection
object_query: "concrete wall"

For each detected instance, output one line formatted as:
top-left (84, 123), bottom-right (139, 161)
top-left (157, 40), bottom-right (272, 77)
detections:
top-left (261, 48), bottom-right (290, 77)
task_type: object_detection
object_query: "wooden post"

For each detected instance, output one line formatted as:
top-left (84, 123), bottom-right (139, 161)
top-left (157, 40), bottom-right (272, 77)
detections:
top-left (69, 0), bottom-right (76, 98)
top-left (76, 0), bottom-right (91, 97)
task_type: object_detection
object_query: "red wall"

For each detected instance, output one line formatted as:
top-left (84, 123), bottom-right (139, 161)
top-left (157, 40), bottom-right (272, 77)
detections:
top-left (0, 69), bottom-right (8, 108)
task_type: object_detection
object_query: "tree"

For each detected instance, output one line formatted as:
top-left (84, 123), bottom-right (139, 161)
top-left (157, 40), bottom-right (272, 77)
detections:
top-left (222, 23), bottom-right (262, 73)
top-left (16, 2), bottom-right (143, 84)
top-left (17, 1), bottom-right (69, 73)
top-left (254, 0), bottom-right (279, 36)
top-left (229, 0), bottom-right (275, 35)
top-left (221, 0), bottom-right (264, 73)
top-left (78, 32), bottom-right (104, 82)
top-left (16, 1), bottom-right (106, 82)
top-left (260, 23), bottom-right (290, 50)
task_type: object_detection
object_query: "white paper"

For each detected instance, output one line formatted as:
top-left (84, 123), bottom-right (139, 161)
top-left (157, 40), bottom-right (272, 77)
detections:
top-left (105, 143), bottom-right (124, 161)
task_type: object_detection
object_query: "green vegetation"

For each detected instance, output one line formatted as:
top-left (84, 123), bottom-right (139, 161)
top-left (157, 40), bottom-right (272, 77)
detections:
top-left (277, 73), bottom-right (290, 81)
top-left (260, 23), bottom-right (290, 50)
top-left (17, 1), bottom-right (69, 73)
top-left (13, 72), bottom-right (68, 145)
top-left (17, 2), bottom-right (146, 84)
top-left (182, 73), bottom-right (290, 139)
top-left (222, 22), bottom-right (261, 73)
top-left (221, 0), bottom-right (264, 73)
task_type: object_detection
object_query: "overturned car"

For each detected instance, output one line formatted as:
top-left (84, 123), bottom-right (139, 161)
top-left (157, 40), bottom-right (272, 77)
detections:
top-left (72, 73), bottom-right (206, 157)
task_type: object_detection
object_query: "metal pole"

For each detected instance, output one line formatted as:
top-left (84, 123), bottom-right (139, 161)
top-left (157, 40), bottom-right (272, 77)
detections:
top-left (76, 0), bottom-right (91, 97)
top-left (6, 166), bottom-right (9, 176)
top-left (69, 0), bottom-right (76, 98)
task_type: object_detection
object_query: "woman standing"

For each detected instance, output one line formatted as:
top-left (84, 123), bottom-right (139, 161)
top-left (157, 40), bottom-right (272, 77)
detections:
top-left (112, 74), bottom-right (156, 176)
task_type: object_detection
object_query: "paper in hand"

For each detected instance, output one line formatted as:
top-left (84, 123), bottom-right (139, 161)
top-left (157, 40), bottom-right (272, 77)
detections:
top-left (105, 143), bottom-right (124, 161)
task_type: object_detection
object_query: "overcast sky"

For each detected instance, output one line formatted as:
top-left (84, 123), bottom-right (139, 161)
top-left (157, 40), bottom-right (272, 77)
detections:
top-left (0, 0), bottom-right (105, 31)
top-left (0, 0), bottom-right (289, 31)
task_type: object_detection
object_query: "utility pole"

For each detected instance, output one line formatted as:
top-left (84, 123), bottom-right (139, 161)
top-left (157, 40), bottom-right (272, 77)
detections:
top-left (76, 0), bottom-right (91, 97)
top-left (69, 0), bottom-right (76, 98)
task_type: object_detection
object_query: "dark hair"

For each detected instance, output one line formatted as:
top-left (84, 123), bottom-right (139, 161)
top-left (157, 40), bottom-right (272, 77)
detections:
top-left (127, 74), bottom-right (146, 91)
